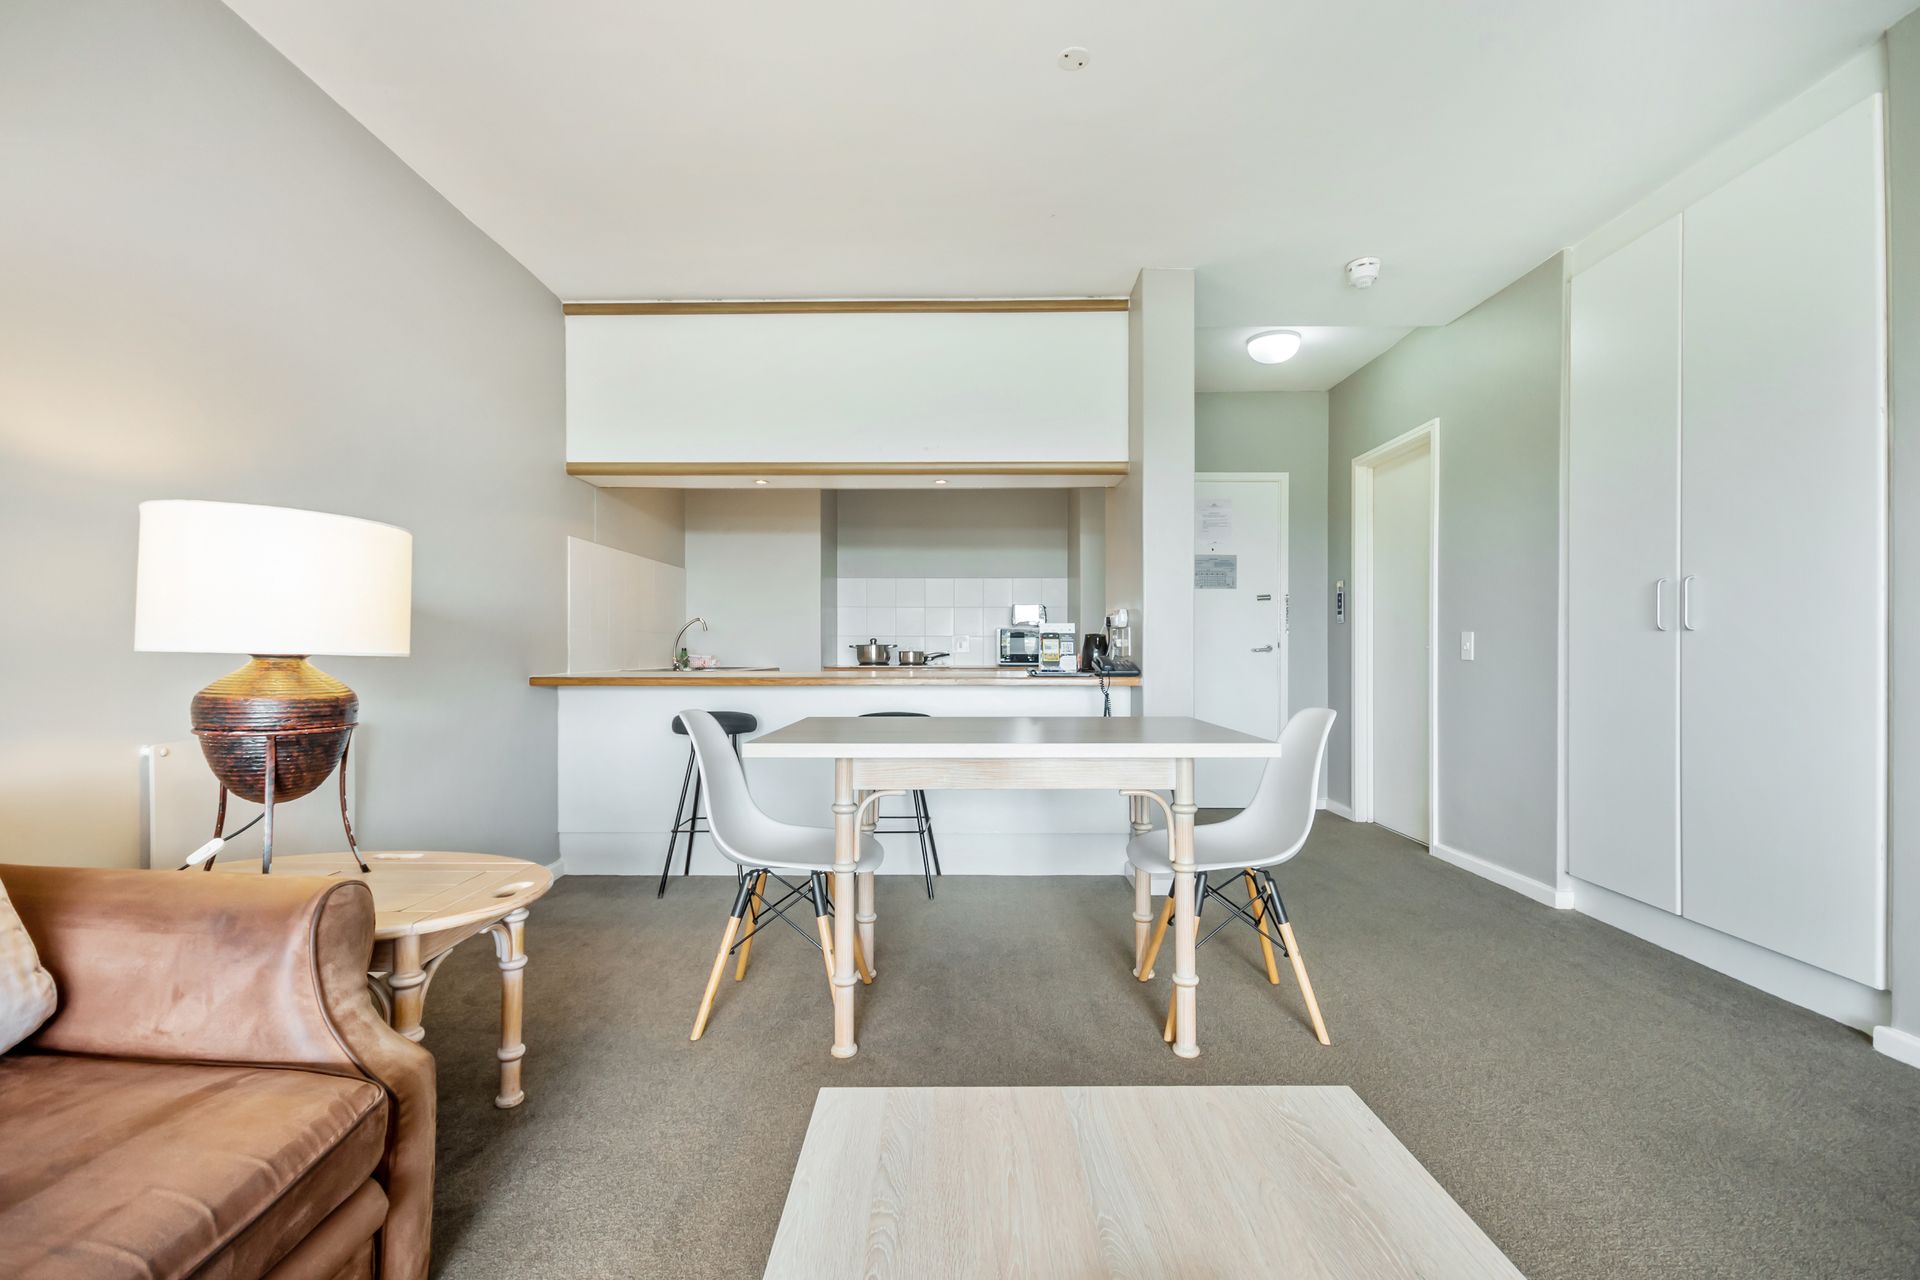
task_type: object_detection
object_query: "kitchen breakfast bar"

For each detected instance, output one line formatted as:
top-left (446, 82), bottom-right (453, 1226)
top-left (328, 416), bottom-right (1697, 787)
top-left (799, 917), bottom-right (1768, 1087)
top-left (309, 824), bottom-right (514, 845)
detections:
top-left (530, 667), bottom-right (1145, 880)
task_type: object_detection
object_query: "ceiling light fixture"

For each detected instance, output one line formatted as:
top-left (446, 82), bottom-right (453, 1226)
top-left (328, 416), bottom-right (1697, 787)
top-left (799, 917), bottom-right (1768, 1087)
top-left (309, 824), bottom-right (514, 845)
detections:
top-left (753, 479), bottom-right (769, 486)
top-left (933, 479), bottom-right (948, 486)
top-left (1245, 330), bottom-right (1302, 364)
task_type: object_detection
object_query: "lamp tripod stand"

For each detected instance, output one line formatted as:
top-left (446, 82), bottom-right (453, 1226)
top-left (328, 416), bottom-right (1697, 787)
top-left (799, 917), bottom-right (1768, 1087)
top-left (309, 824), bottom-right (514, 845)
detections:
top-left (198, 722), bottom-right (369, 874)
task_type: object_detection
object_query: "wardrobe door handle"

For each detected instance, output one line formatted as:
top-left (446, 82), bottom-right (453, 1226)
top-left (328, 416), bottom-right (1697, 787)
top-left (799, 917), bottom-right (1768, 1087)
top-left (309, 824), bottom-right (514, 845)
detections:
top-left (1681, 575), bottom-right (1697, 631)
top-left (1654, 578), bottom-right (1670, 632)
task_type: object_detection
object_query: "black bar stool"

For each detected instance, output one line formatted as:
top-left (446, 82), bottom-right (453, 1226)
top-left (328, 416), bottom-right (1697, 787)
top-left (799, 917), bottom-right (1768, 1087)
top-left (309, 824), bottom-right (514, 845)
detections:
top-left (860, 711), bottom-right (941, 898)
top-left (658, 710), bottom-right (758, 898)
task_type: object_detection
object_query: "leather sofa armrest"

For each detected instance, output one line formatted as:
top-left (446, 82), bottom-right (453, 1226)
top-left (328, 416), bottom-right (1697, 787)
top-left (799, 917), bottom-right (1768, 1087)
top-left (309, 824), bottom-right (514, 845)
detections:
top-left (1, 864), bottom-right (436, 1280)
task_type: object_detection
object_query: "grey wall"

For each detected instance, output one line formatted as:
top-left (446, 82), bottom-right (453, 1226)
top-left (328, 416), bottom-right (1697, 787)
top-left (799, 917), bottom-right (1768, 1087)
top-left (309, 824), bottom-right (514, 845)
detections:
top-left (1196, 391), bottom-right (1332, 717)
top-left (1065, 489), bottom-right (1108, 642)
top-left (685, 490), bottom-right (828, 671)
top-left (1888, 13), bottom-right (1920, 1040)
top-left (593, 489), bottom-right (686, 566)
top-left (0, 0), bottom-right (590, 868)
top-left (1328, 257), bottom-right (1565, 885)
top-left (833, 490), bottom-right (1070, 578)
top-left (1108, 269), bottom-right (1196, 714)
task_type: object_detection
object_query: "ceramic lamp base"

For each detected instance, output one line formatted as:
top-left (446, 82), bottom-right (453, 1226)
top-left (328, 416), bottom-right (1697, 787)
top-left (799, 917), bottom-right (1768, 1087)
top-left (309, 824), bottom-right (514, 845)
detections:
top-left (191, 656), bottom-right (358, 805)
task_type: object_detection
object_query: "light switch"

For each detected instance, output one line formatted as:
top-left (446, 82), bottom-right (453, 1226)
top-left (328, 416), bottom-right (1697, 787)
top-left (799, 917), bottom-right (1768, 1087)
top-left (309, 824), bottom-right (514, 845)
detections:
top-left (1459, 631), bottom-right (1475, 661)
top-left (955, 636), bottom-right (971, 653)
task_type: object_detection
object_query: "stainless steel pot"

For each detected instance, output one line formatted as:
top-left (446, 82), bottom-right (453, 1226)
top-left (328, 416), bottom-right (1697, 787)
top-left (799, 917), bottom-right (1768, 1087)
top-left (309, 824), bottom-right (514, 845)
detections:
top-left (849, 638), bottom-right (894, 666)
top-left (894, 649), bottom-right (950, 667)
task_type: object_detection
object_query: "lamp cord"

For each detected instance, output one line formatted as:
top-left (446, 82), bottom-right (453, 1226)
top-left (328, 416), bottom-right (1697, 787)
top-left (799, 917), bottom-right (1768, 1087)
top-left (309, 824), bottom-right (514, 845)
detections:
top-left (176, 812), bottom-right (262, 869)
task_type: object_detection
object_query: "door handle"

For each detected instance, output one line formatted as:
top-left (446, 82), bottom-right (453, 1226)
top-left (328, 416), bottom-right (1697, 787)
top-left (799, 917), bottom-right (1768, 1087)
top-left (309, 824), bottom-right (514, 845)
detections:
top-left (1654, 578), bottom-right (1669, 632)
top-left (1681, 576), bottom-right (1697, 631)
top-left (1251, 644), bottom-right (1275, 653)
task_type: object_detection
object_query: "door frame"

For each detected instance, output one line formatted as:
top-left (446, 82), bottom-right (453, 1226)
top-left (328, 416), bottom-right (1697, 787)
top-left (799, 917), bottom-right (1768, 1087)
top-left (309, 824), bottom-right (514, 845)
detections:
top-left (1350, 419), bottom-right (1439, 843)
top-left (1194, 472), bottom-right (1290, 735)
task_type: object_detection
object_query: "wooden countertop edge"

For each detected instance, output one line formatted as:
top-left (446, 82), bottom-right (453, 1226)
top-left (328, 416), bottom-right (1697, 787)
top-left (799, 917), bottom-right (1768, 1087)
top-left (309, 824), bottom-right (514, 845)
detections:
top-left (529, 673), bottom-right (1142, 688)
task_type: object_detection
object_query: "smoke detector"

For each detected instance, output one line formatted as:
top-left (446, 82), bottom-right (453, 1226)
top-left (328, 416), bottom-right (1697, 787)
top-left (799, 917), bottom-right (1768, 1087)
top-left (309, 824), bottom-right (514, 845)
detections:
top-left (1346, 257), bottom-right (1381, 289)
top-left (1058, 46), bottom-right (1090, 70)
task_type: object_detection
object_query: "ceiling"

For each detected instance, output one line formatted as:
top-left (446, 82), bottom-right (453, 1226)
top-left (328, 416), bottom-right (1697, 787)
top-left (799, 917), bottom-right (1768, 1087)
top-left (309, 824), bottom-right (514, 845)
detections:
top-left (227, 0), bottom-right (1908, 389)
top-left (1195, 326), bottom-right (1412, 394)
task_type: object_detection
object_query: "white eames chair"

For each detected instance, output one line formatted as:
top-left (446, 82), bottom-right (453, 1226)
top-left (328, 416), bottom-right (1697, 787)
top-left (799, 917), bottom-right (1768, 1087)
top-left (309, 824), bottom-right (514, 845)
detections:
top-left (680, 709), bottom-right (883, 1040)
top-left (1132, 707), bottom-right (1337, 1045)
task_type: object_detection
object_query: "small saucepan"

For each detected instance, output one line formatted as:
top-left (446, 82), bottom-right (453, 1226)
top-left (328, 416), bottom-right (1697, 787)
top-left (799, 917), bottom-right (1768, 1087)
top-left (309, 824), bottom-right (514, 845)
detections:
top-left (894, 649), bottom-right (950, 667)
top-left (849, 638), bottom-right (894, 666)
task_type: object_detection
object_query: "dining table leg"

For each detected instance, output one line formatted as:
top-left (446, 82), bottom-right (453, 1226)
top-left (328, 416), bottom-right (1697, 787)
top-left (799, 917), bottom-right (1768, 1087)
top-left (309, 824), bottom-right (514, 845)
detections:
top-left (1170, 757), bottom-right (1200, 1058)
top-left (830, 758), bottom-right (859, 1058)
top-left (1130, 794), bottom-right (1154, 978)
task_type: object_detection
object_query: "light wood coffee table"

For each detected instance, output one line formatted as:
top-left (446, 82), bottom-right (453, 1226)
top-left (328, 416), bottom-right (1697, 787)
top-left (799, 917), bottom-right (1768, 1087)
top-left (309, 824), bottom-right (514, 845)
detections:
top-left (766, 1086), bottom-right (1524, 1278)
top-left (215, 850), bottom-right (552, 1108)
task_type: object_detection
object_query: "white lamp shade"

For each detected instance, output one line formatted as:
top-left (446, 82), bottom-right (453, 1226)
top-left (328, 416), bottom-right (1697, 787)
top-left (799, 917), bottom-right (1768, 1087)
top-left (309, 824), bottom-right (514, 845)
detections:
top-left (135, 501), bottom-right (412, 657)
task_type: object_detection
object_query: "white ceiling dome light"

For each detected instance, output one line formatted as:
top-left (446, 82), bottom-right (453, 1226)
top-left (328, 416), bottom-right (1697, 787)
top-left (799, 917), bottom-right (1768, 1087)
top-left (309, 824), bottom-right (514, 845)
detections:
top-left (1245, 330), bottom-right (1303, 364)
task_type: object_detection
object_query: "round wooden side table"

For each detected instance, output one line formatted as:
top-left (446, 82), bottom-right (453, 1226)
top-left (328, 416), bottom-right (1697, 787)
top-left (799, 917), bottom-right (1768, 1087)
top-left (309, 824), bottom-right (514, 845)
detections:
top-left (215, 850), bottom-right (553, 1108)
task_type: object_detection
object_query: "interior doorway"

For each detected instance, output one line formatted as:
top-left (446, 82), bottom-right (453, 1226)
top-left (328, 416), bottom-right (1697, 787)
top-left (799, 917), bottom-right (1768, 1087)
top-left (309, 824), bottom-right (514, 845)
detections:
top-left (1351, 421), bottom-right (1438, 845)
top-left (1192, 473), bottom-right (1288, 808)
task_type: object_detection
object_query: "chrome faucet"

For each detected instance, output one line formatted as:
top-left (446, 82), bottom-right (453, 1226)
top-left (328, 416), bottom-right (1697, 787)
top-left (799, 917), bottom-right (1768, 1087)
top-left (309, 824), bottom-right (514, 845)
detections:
top-left (671, 617), bottom-right (708, 670)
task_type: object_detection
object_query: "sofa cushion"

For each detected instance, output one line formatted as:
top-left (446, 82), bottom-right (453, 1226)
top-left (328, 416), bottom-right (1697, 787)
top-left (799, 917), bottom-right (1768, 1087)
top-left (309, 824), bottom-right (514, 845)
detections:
top-left (0, 876), bottom-right (55, 1053)
top-left (0, 1054), bottom-right (388, 1280)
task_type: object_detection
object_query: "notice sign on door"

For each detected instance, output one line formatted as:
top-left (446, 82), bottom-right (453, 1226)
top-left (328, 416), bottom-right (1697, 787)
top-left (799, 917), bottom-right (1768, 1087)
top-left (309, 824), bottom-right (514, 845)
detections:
top-left (1196, 498), bottom-right (1234, 546)
top-left (1194, 554), bottom-right (1238, 590)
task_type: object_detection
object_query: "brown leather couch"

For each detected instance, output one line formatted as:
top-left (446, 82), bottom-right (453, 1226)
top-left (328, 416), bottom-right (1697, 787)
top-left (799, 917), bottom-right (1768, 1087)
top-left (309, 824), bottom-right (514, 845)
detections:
top-left (0, 865), bottom-right (434, 1280)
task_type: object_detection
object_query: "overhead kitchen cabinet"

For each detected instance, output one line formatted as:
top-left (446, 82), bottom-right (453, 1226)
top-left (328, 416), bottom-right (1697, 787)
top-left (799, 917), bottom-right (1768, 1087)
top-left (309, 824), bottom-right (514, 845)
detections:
top-left (563, 303), bottom-right (1129, 486)
top-left (1566, 94), bottom-right (1887, 988)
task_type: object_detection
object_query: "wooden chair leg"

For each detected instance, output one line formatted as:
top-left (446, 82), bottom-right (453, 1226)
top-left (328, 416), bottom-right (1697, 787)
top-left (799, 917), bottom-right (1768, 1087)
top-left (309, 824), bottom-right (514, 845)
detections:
top-left (734, 872), bottom-right (767, 981)
top-left (1163, 985), bottom-right (1176, 1043)
top-left (814, 914), bottom-right (838, 994)
top-left (690, 916), bottom-right (742, 1041)
top-left (1277, 921), bottom-right (1331, 1045)
top-left (1137, 896), bottom-right (1175, 982)
top-left (1245, 871), bottom-right (1280, 985)
top-left (852, 932), bottom-right (874, 985)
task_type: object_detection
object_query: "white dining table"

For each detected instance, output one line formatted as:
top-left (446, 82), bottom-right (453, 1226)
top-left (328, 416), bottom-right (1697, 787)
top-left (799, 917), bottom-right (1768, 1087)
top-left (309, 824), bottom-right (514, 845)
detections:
top-left (743, 715), bottom-right (1285, 1059)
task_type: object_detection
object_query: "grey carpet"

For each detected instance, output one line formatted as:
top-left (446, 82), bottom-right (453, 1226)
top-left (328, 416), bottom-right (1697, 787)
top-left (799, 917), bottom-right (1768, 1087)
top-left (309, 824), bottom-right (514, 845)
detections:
top-left (419, 816), bottom-right (1920, 1278)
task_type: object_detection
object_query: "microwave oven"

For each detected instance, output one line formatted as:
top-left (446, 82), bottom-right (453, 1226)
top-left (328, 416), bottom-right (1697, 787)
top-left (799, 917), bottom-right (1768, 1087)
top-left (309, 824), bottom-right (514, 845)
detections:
top-left (999, 624), bottom-right (1077, 669)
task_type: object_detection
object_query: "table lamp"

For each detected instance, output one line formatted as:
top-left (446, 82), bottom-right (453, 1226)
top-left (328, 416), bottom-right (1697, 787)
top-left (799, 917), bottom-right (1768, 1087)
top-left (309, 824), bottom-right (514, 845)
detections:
top-left (135, 500), bottom-right (412, 873)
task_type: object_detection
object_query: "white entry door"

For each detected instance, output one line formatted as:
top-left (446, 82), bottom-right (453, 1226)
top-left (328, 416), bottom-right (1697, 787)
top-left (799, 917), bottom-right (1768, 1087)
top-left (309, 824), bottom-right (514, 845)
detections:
top-left (1370, 444), bottom-right (1431, 844)
top-left (1193, 477), bottom-right (1287, 808)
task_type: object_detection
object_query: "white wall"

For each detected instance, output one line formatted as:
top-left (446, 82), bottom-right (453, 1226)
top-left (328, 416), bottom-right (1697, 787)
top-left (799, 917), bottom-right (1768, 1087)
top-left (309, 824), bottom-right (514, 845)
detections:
top-left (0, 0), bottom-right (590, 868)
top-left (684, 490), bottom-right (829, 670)
top-left (1888, 8), bottom-right (1920, 1051)
top-left (1066, 489), bottom-right (1108, 646)
top-left (566, 311), bottom-right (1127, 464)
top-left (833, 490), bottom-right (1070, 577)
top-left (593, 488), bottom-right (686, 566)
top-left (1195, 391), bottom-right (1332, 715)
top-left (1109, 269), bottom-right (1197, 712)
top-left (1328, 257), bottom-right (1565, 887)
top-left (566, 538), bottom-right (687, 672)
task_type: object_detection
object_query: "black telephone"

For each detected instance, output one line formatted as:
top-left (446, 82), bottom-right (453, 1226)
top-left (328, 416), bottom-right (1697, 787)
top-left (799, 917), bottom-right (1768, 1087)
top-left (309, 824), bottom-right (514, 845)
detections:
top-left (1091, 654), bottom-right (1140, 676)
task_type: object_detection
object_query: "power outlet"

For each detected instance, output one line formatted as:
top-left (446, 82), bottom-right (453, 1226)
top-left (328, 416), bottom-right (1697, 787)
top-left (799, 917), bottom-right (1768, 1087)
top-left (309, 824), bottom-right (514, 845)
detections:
top-left (955, 636), bottom-right (971, 653)
top-left (1459, 631), bottom-right (1476, 661)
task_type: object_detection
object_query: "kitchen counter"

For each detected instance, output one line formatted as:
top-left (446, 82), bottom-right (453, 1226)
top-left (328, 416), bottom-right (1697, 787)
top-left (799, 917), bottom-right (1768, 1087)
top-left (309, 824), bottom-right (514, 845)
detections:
top-left (529, 667), bottom-right (1140, 687)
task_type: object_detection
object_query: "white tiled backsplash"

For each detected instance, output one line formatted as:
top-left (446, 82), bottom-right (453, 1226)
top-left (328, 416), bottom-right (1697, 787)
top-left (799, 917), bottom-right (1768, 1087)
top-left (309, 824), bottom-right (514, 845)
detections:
top-left (832, 577), bottom-right (1069, 666)
top-left (568, 537), bottom-right (687, 673)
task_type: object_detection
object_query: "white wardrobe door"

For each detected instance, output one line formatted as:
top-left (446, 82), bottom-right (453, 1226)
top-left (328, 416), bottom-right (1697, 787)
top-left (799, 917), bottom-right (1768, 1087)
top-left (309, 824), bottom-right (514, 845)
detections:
top-left (1567, 217), bottom-right (1682, 912)
top-left (1679, 95), bottom-right (1887, 987)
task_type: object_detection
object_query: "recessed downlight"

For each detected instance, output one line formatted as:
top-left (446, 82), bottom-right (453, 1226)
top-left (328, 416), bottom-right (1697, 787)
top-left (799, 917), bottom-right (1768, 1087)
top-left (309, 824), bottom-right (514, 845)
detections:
top-left (933, 479), bottom-right (949, 486)
top-left (753, 479), bottom-right (769, 486)
top-left (1246, 330), bottom-right (1302, 364)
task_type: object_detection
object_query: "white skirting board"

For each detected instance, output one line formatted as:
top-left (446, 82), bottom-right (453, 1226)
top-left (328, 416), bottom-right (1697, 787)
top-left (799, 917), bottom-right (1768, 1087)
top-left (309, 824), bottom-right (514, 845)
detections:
top-left (1573, 877), bottom-right (1890, 1032)
top-left (1321, 797), bottom-right (1357, 821)
top-left (1430, 842), bottom-right (1574, 910)
top-left (563, 831), bottom-right (1135, 878)
top-left (1872, 1025), bottom-right (1920, 1071)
